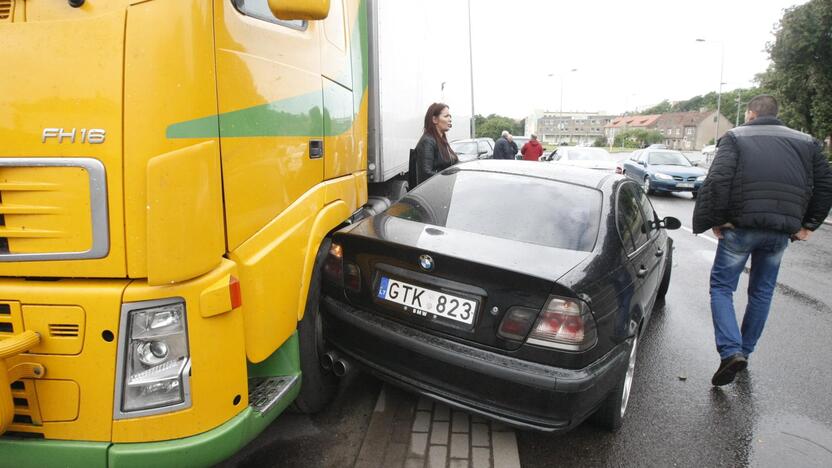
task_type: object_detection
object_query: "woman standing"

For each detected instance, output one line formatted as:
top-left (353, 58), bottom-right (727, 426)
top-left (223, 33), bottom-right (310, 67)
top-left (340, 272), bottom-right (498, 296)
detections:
top-left (409, 103), bottom-right (458, 188)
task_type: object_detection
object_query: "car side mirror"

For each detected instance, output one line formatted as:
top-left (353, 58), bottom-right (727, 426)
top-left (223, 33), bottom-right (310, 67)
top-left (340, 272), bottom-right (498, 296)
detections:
top-left (659, 216), bottom-right (682, 230)
top-left (638, 160), bottom-right (646, 166)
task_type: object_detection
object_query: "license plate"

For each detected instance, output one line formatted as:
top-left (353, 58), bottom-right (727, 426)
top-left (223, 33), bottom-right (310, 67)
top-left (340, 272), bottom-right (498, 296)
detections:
top-left (377, 276), bottom-right (477, 325)
top-left (677, 182), bottom-right (694, 188)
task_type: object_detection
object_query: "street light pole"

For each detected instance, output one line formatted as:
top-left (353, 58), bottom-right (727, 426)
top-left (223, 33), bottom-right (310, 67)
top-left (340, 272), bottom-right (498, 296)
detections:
top-left (696, 38), bottom-right (724, 144)
top-left (735, 95), bottom-right (742, 127)
top-left (467, 0), bottom-right (476, 139)
top-left (549, 68), bottom-right (577, 145)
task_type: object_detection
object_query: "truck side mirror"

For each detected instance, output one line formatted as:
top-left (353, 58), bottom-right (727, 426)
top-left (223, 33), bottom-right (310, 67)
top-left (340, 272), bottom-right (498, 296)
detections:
top-left (268, 0), bottom-right (330, 21)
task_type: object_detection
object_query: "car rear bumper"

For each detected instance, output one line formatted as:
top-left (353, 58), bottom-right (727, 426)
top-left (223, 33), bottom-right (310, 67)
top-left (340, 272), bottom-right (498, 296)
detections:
top-left (321, 296), bottom-right (630, 432)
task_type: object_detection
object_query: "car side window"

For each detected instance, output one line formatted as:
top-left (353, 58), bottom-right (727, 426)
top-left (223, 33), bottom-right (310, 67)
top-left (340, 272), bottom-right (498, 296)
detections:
top-left (232, 0), bottom-right (308, 30)
top-left (630, 150), bottom-right (641, 161)
top-left (478, 141), bottom-right (490, 153)
top-left (634, 187), bottom-right (658, 236)
top-left (638, 152), bottom-right (649, 164)
top-left (616, 183), bottom-right (650, 254)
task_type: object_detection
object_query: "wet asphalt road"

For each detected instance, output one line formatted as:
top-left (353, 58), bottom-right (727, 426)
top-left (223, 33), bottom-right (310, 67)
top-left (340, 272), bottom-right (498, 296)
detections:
top-left (518, 189), bottom-right (832, 467)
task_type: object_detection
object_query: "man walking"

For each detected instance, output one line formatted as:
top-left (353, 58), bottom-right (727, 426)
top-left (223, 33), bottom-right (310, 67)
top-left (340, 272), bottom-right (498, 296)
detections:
top-left (521, 134), bottom-right (545, 161)
top-left (693, 95), bottom-right (832, 387)
top-left (493, 130), bottom-right (514, 160)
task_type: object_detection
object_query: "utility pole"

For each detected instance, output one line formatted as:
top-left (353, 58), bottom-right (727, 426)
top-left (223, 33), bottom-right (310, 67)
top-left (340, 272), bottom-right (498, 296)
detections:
top-left (735, 95), bottom-right (742, 127)
top-left (467, 0), bottom-right (476, 139)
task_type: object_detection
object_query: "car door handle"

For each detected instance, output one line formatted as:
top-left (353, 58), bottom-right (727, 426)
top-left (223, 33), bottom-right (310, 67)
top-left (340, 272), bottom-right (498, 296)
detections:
top-left (309, 139), bottom-right (324, 159)
top-left (655, 248), bottom-right (663, 257)
top-left (636, 266), bottom-right (648, 278)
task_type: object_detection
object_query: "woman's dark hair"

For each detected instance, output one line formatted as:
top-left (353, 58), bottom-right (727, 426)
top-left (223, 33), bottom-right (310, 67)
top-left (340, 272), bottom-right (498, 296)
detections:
top-left (422, 102), bottom-right (458, 164)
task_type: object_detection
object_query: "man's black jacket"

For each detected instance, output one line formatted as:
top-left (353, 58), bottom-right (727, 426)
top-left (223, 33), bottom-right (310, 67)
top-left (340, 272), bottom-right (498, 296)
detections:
top-left (692, 116), bottom-right (832, 234)
top-left (493, 137), bottom-right (514, 160)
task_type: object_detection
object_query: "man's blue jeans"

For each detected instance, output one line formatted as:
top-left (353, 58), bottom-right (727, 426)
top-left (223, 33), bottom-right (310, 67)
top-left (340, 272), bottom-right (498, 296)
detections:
top-left (710, 227), bottom-right (790, 360)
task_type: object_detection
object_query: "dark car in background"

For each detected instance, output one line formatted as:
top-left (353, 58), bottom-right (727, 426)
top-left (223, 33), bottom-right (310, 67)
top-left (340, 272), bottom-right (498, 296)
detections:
top-left (512, 136), bottom-right (530, 159)
top-left (320, 161), bottom-right (680, 432)
top-left (450, 138), bottom-right (495, 162)
top-left (621, 149), bottom-right (707, 197)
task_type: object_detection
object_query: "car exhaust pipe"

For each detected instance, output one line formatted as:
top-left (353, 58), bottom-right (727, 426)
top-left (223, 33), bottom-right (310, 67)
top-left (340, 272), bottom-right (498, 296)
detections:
top-left (333, 357), bottom-right (351, 377)
top-left (321, 351), bottom-right (339, 372)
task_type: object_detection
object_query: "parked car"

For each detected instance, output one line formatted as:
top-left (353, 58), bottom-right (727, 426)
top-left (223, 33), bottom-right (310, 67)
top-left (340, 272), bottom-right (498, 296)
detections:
top-left (320, 161), bottom-right (680, 433)
top-left (513, 136), bottom-right (530, 159)
top-left (451, 138), bottom-right (495, 162)
top-left (621, 149), bottom-right (707, 197)
top-left (547, 146), bottom-right (619, 172)
top-left (701, 144), bottom-right (716, 162)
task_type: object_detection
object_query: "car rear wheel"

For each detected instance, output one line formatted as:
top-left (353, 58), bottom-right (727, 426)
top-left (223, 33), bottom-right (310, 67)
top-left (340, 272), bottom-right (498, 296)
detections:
top-left (642, 176), bottom-right (653, 195)
top-left (592, 334), bottom-right (639, 432)
top-left (292, 239), bottom-right (338, 413)
top-left (656, 239), bottom-right (673, 301)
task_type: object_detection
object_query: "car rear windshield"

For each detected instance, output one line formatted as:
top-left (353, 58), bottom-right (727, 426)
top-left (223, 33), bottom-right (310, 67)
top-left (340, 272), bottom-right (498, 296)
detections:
top-left (388, 170), bottom-right (602, 251)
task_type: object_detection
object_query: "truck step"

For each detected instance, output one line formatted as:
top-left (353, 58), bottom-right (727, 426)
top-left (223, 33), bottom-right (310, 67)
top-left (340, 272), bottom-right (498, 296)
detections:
top-left (247, 375), bottom-right (298, 414)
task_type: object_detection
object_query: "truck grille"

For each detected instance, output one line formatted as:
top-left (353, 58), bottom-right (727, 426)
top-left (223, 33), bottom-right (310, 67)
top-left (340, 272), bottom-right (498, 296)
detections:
top-left (0, 158), bottom-right (109, 262)
top-left (0, 1), bottom-right (12, 21)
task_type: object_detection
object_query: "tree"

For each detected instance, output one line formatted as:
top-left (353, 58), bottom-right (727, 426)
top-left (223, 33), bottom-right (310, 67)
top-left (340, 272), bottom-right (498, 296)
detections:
top-left (592, 136), bottom-right (608, 147)
top-left (641, 100), bottom-right (672, 115)
top-left (474, 114), bottom-right (523, 140)
top-left (613, 129), bottom-right (663, 148)
top-left (758, 0), bottom-right (832, 145)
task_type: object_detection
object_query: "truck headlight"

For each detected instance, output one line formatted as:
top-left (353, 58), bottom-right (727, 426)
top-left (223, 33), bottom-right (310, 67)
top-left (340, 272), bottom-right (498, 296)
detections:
top-left (115, 298), bottom-right (191, 418)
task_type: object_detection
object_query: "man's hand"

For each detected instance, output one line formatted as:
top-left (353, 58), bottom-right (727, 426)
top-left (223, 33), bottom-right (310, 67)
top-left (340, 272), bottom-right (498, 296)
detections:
top-left (791, 227), bottom-right (811, 241)
top-left (712, 223), bottom-right (735, 239)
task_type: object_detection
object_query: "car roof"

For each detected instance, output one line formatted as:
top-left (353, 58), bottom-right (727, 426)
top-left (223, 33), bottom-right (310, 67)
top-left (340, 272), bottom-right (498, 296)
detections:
top-left (452, 160), bottom-right (617, 190)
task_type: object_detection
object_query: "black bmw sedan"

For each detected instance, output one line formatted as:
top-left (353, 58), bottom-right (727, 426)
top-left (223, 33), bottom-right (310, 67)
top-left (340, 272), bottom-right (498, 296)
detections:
top-left (320, 160), bottom-right (680, 432)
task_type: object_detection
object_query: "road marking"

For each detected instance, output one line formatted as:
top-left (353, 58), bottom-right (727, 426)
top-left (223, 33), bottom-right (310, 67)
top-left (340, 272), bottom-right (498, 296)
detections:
top-left (681, 226), bottom-right (718, 245)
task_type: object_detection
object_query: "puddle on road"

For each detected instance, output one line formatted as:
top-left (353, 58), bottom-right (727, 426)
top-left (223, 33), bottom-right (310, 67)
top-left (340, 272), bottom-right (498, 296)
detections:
top-left (750, 413), bottom-right (832, 467)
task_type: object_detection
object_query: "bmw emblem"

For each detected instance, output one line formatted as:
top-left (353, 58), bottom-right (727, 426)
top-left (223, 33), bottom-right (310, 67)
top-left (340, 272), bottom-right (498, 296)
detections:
top-left (419, 254), bottom-right (435, 271)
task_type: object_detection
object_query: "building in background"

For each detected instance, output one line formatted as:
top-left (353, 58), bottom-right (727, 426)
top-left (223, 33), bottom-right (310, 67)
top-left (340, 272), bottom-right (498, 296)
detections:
top-left (604, 111), bottom-right (733, 150)
top-left (527, 110), bottom-right (615, 146)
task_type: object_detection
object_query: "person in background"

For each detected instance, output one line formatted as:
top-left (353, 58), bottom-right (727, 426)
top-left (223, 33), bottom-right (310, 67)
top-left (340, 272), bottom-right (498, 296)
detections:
top-left (521, 134), bottom-right (545, 161)
top-left (409, 102), bottom-right (458, 188)
top-left (508, 134), bottom-right (519, 159)
top-left (692, 95), bottom-right (832, 387)
top-left (493, 130), bottom-right (514, 160)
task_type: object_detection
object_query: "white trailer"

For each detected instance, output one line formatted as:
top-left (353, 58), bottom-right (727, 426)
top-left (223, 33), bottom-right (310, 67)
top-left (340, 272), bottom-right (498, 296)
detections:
top-left (366, 0), bottom-right (473, 185)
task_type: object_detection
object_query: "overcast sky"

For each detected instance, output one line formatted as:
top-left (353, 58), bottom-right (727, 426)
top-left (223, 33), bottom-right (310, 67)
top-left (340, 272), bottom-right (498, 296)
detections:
top-left (462, 0), bottom-right (808, 119)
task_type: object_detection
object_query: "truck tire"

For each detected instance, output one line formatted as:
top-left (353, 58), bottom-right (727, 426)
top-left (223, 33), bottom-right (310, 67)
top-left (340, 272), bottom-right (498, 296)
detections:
top-left (292, 239), bottom-right (338, 413)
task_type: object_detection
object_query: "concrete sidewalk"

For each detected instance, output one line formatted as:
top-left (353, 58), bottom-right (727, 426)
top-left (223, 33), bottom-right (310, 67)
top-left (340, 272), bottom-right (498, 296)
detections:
top-left (354, 384), bottom-right (521, 468)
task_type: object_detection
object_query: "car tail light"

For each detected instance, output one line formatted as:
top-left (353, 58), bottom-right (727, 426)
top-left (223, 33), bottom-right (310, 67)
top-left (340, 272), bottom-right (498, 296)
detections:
top-left (344, 262), bottom-right (361, 292)
top-left (497, 307), bottom-right (538, 341)
top-left (526, 296), bottom-right (597, 351)
top-left (323, 242), bottom-right (344, 286)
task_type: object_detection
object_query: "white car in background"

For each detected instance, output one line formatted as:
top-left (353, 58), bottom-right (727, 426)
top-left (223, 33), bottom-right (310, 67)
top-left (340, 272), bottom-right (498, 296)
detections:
top-left (701, 144), bottom-right (716, 161)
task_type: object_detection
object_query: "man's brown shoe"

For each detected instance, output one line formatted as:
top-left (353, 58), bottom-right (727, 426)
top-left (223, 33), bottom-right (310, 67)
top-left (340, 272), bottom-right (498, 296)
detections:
top-left (711, 354), bottom-right (748, 386)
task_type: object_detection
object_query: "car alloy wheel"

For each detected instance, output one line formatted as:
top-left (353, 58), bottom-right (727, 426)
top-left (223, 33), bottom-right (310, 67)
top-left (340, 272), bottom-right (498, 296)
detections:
top-left (620, 334), bottom-right (639, 418)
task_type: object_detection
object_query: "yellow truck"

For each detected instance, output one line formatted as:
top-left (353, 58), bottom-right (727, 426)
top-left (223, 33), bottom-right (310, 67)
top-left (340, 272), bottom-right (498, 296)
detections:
top-left (0, 0), bottom-right (472, 466)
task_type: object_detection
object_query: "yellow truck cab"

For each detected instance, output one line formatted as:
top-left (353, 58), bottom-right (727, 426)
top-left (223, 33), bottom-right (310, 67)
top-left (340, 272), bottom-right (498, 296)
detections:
top-left (0, 0), bottom-right (472, 465)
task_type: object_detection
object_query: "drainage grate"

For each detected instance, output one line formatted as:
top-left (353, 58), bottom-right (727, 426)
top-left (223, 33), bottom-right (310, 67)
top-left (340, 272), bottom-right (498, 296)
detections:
top-left (0, 1), bottom-right (11, 20)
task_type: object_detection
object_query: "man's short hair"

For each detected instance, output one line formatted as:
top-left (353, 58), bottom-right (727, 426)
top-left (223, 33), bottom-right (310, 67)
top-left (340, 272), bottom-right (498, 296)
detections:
top-left (531, 134), bottom-right (538, 140)
top-left (747, 95), bottom-right (778, 117)
top-left (501, 130), bottom-right (510, 137)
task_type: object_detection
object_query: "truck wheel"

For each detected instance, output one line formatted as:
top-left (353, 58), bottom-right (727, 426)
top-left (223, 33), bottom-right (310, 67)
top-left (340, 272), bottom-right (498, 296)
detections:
top-left (592, 334), bottom-right (638, 432)
top-left (292, 239), bottom-right (338, 413)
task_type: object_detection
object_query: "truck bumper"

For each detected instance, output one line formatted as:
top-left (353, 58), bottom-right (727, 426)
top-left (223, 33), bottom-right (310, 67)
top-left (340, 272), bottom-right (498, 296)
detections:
top-left (0, 402), bottom-right (295, 468)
